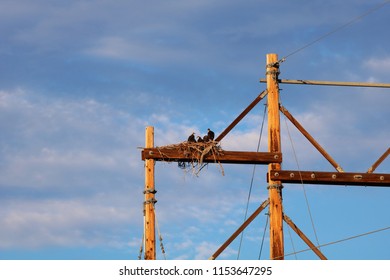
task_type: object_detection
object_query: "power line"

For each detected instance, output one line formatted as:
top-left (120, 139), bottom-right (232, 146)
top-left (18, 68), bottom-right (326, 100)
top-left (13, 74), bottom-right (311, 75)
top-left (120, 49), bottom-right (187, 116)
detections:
top-left (281, 0), bottom-right (390, 62)
top-left (258, 212), bottom-right (269, 260)
top-left (283, 225), bottom-right (390, 259)
top-left (237, 104), bottom-right (267, 259)
top-left (281, 101), bottom-right (321, 250)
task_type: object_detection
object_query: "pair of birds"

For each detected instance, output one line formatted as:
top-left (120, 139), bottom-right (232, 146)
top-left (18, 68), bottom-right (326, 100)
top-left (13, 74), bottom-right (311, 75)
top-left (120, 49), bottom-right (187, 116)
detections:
top-left (187, 128), bottom-right (215, 143)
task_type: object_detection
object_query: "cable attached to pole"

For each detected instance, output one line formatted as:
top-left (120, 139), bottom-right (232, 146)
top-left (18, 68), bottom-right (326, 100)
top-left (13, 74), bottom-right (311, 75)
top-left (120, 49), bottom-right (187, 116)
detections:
top-left (152, 203), bottom-right (167, 260)
top-left (237, 103), bottom-right (267, 259)
top-left (258, 212), bottom-right (269, 260)
top-left (280, 0), bottom-right (390, 63)
top-left (282, 225), bottom-right (390, 259)
top-left (280, 98), bottom-right (321, 250)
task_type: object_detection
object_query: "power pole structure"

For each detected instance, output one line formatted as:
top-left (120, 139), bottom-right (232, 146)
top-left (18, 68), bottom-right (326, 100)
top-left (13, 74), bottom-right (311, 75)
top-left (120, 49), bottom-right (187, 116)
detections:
top-left (141, 53), bottom-right (390, 260)
top-left (144, 126), bottom-right (156, 260)
top-left (266, 53), bottom-right (284, 260)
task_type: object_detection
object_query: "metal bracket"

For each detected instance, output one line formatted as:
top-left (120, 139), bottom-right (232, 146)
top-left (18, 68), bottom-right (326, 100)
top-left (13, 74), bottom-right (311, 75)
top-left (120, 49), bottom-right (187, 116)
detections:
top-left (144, 198), bottom-right (157, 204)
top-left (265, 70), bottom-right (280, 80)
top-left (267, 183), bottom-right (283, 190)
top-left (143, 189), bottom-right (157, 194)
top-left (266, 62), bottom-right (280, 68)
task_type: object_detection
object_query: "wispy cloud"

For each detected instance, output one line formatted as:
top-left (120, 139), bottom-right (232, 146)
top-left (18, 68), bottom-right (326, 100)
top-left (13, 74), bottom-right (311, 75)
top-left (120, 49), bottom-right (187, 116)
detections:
top-left (0, 89), bottom-right (146, 250)
top-left (0, 195), bottom-right (134, 249)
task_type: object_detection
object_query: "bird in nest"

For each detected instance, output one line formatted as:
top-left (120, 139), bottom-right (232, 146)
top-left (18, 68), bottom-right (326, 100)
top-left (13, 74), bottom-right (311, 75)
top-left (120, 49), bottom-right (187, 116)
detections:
top-left (207, 128), bottom-right (215, 141)
top-left (187, 132), bottom-right (196, 143)
top-left (200, 128), bottom-right (215, 142)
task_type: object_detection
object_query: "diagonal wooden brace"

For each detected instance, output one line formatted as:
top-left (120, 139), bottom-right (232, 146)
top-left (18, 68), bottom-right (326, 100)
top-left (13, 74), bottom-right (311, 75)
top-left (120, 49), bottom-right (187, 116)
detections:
top-left (280, 105), bottom-right (344, 172)
top-left (209, 199), bottom-right (270, 260)
top-left (215, 90), bottom-right (268, 142)
top-left (283, 214), bottom-right (327, 260)
top-left (367, 148), bottom-right (390, 173)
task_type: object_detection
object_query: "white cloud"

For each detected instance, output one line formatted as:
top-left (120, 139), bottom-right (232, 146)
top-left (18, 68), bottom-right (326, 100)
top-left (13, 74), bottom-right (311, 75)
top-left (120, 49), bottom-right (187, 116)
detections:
top-left (0, 195), bottom-right (136, 249)
top-left (194, 241), bottom-right (237, 260)
top-left (0, 89), bottom-right (141, 188)
top-left (86, 36), bottom-right (197, 64)
top-left (363, 56), bottom-right (390, 83)
top-left (0, 90), bottom-right (147, 249)
top-left (364, 57), bottom-right (390, 73)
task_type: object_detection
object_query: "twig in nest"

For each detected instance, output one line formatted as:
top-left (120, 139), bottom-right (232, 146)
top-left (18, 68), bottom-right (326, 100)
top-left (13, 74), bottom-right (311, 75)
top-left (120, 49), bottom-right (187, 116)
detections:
top-left (157, 141), bottom-right (225, 176)
top-left (186, 141), bottom-right (224, 176)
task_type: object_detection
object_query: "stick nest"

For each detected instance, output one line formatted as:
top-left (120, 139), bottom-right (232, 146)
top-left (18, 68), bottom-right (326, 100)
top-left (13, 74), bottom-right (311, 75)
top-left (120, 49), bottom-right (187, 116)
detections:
top-left (156, 141), bottom-right (225, 176)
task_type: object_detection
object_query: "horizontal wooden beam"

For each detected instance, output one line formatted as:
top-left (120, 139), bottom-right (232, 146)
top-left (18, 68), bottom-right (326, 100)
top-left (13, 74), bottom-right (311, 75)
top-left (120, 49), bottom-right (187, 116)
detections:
top-left (268, 170), bottom-right (390, 187)
top-left (260, 78), bottom-right (390, 88)
top-left (142, 147), bottom-right (282, 165)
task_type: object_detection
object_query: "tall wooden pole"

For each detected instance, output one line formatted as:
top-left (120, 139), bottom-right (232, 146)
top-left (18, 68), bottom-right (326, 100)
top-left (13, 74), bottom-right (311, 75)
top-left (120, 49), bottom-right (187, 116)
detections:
top-left (144, 126), bottom-right (156, 260)
top-left (266, 53), bottom-right (284, 260)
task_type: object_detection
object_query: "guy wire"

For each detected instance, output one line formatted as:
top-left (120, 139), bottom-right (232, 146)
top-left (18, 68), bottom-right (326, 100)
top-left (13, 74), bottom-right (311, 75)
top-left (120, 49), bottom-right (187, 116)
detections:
top-left (280, 0), bottom-right (390, 63)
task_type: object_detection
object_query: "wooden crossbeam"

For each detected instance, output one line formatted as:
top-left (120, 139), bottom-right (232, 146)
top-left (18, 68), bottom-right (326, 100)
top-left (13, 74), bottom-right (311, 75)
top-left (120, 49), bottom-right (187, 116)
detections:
top-left (260, 78), bottom-right (390, 88)
top-left (142, 147), bottom-right (282, 165)
top-left (268, 170), bottom-right (390, 187)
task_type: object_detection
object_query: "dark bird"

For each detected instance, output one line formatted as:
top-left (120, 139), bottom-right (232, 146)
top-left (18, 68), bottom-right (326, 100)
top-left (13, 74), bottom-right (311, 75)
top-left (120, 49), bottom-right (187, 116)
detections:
top-left (207, 128), bottom-right (215, 141)
top-left (187, 132), bottom-right (196, 143)
top-left (197, 136), bottom-right (204, 143)
top-left (203, 135), bottom-right (209, 142)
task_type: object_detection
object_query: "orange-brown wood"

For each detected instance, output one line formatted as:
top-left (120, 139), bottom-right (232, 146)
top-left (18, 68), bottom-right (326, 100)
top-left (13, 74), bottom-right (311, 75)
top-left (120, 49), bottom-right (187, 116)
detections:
top-left (280, 105), bottom-right (344, 172)
top-left (215, 90), bottom-right (267, 142)
top-left (142, 147), bottom-right (281, 165)
top-left (269, 170), bottom-right (390, 187)
top-left (367, 148), bottom-right (390, 173)
top-left (209, 199), bottom-right (269, 260)
top-left (283, 214), bottom-right (327, 260)
top-left (267, 53), bottom-right (284, 260)
top-left (144, 126), bottom-right (156, 260)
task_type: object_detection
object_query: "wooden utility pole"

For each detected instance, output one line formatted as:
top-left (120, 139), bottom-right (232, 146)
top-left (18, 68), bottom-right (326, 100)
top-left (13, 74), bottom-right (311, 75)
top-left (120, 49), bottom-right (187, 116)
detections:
top-left (266, 53), bottom-right (284, 260)
top-left (144, 126), bottom-right (156, 260)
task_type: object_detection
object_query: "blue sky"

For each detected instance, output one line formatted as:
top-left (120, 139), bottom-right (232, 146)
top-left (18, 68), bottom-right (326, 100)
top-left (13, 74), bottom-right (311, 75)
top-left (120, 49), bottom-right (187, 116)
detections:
top-left (0, 0), bottom-right (389, 260)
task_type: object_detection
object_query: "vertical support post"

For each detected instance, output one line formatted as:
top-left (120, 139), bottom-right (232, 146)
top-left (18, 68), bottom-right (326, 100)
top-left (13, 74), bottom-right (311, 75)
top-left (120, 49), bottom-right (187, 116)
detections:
top-left (266, 53), bottom-right (284, 260)
top-left (144, 126), bottom-right (156, 260)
